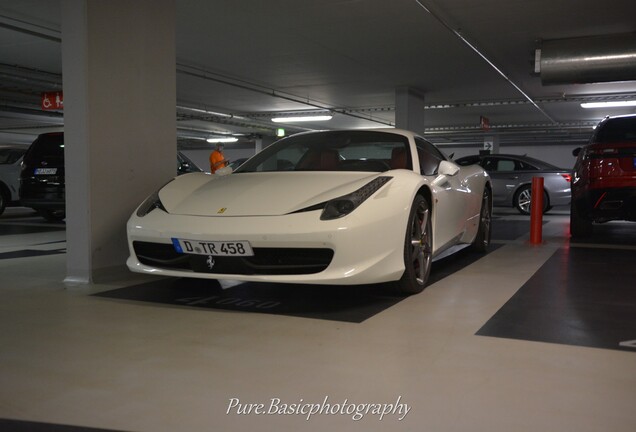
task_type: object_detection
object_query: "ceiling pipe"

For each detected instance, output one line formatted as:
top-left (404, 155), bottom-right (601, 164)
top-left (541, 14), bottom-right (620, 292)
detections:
top-left (0, 14), bottom-right (61, 43)
top-left (538, 33), bottom-right (636, 85)
top-left (414, 0), bottom-right (557, 124)
top-left (176, 64), bottom-right (394, 127)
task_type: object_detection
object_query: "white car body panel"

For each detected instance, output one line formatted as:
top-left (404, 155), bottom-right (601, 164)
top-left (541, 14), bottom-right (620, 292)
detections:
top-left (126, 129), bottom-right (490, 286)
top-left (0, 154), bottom-right (23, 202)
top-left (161, 171), bottom-right (386, 216)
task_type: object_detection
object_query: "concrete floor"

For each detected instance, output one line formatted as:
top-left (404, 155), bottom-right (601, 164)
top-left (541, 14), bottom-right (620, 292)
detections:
top-left (0, 206), bottom-right (635, 432)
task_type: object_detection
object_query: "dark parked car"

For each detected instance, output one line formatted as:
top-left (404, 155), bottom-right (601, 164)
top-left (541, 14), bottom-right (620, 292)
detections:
top-left (177, 151), bottom-right (202, 175)
top-left (19, 132), bottom-right (66, 221)
top-left (0, 146), bottom-right (27, 215)
top-left (228, 157), bottom-right (248, 171)
top-left (570, 114), bottom-right (636, 237)
top-left (455, 153), bottom-right (571, 214)
top-left (20, 132), bottom-right (202, 221)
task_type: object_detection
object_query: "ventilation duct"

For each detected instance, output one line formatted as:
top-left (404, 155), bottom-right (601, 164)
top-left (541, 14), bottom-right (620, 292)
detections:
top-left (537, 33), bottom-right (636, 85)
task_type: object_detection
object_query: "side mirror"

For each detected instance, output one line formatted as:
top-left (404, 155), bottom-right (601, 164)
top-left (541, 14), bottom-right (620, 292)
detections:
top-left (572, 147), bottom-right (581, 157)
top-left (438, 160), bottom-right (460, 176)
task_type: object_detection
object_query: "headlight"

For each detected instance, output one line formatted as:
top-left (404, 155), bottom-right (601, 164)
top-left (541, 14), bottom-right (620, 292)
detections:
top-left (136, 189), bottom-right (167, 217)
top-left (321, 176), bottom-right (392, 220)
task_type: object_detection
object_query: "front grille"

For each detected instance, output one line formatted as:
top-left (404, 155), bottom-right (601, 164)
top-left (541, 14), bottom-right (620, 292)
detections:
top-left (133, 241), bottom-right (334, 275)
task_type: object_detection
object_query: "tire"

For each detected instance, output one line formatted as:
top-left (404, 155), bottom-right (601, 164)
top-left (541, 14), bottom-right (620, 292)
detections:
top-left (0, 188), bottom-right (6, 216)
top-left (570, 200), bottom-right (592, 238)
top-left (39, 209), bottom-right (66, 222)
top-left (395, 195), bottom-right (432, 295)
top-left (471, 188), bottom-right (492, 252)
top-left (514, 184), bottom-right (549, 215)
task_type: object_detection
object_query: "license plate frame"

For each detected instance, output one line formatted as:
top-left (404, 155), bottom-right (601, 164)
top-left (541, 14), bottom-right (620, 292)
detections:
top-left (171, 238), bottom-right (254, 256)
top-left (34, 168), bottom-right (58, 175)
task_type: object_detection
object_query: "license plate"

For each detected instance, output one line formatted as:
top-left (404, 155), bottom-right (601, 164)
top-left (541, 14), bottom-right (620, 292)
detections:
top-left (171, 238), bottom-right (254, 256)
top-left (34, 168), bottom-right (57, 175)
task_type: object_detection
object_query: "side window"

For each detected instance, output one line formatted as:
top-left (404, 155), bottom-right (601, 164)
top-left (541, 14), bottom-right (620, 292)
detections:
top-left (516, 160), bottom-right (537, 171)
top-left (496, 159), bottom-right (515, 171)
top-left (415, 138), bottom-right (445, 176)
top-left (455, 156), bottom-right (479, 166)
top-left (481, 158), bottom-right (497, 172)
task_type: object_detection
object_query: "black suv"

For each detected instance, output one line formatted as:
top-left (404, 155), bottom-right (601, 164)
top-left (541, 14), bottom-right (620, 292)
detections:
top-left (20, 132), bottom-right (66, 221)
top-left (20, 132), bottom-right (200, 221)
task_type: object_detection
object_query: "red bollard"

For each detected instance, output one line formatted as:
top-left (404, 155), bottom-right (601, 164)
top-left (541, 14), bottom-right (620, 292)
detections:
top-left (529, 177), bottom-right (544, 244)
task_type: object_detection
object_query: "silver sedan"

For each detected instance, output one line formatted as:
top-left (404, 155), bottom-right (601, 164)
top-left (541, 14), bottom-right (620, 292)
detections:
top-left (455, 153), bottom-right (571, 214)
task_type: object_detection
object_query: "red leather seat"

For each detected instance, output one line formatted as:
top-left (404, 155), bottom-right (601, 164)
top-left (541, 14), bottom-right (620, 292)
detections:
top-left (297, 149), bottom-right (340, 170)
top-left (390, 147), bottom-right (407, 169)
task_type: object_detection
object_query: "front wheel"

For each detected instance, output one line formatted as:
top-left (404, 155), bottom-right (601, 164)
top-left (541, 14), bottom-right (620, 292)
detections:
top-left (394, 195), bottom-right (432, 295)
top-left (471, 188), bottom-right (492, 252)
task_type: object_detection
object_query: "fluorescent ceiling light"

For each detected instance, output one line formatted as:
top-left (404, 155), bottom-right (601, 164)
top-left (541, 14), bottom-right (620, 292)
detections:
top-left (271, 115), bottom-right (333, 123)
top-left (580, 100), bottom-right (636, 109)
top-left (206, 137), bottom-right (238, 143)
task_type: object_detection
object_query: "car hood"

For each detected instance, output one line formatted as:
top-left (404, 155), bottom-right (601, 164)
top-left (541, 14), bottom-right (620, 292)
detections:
top-left (158, 171), bottom-right (386, 216)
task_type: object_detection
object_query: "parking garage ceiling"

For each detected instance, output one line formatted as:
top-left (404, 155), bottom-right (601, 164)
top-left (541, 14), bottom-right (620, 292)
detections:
top-left (0, 0), bottom-right (635, 149)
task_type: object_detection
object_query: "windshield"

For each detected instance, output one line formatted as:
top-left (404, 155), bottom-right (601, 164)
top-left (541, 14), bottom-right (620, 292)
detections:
top-left (27, 134), bottom-right (64, 159)
top-left (235, 131), bottom-right (411, 173)
top-left (593, 117), bottom-right (636, 143)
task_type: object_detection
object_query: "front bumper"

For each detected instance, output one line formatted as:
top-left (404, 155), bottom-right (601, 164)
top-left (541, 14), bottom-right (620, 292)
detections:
top-left (126, 207), bottom-right (408, 285)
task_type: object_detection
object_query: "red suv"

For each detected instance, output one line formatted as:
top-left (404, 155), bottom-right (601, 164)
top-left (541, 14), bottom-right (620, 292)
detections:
top-left (570, 114), bottom-right (636, 237)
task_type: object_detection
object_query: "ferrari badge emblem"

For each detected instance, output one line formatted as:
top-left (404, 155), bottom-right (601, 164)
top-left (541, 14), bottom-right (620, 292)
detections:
top-left (217, 207), bottom-right (227, 214)
top-left (206, 255), bottom-right (215, 270)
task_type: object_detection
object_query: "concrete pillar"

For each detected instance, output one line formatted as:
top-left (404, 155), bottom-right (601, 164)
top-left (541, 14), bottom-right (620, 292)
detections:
top-left (61, 0), bottom-right (176, 283)
top-left (395, 86), bottom-right (426, 135)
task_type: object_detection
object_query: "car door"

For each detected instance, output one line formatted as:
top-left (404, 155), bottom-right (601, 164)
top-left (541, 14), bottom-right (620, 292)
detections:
top-left (0, 149), bottom-right (25, 202)
top-left (415, 138), bottom-right (467, 250)
top-left (481, 156), bottom-right (521, 205)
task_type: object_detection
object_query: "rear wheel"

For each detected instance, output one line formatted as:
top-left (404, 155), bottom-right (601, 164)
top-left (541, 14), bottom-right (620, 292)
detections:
top-left (38, 209), bottom-right (66, 222)
top-left (395, 195), bottom-right (432, 295)
top-left (514, 184), bottom-right (549, 215)
top-left (471, 188), bottom-right (492, 252)
top-left (570, 200), bottom-right (592, 238)
top-left (0, 187), bottom-right (6, 216)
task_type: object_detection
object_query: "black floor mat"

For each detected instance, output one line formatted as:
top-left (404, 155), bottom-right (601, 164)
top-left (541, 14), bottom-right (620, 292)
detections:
top-left (95, 246), bottom-right (501, 323)
top-left (0, 248), bottom-right (65, 260)
top-left (0, 419), bottom-right (125, 432)
top-left (477, 247), bottom-right (636, 352)
top-left (0, 224), bottom-right (65, 236)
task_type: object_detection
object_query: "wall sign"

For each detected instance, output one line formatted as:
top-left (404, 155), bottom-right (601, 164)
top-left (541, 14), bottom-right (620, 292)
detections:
top-left (41, 91), bottom-right (63, 110)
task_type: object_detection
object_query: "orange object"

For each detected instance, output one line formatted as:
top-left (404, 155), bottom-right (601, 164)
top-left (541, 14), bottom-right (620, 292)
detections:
top-left (530, 177), bottom-right (544, 244)
top-left (209, 149), bottom-right (227, 173)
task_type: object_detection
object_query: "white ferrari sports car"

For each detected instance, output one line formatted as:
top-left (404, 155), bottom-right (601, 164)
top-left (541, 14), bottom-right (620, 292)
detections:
top-left (127, 129), bottom-right (492, 294)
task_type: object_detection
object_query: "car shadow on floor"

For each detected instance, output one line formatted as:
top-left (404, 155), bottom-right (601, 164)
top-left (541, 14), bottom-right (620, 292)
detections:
top-left (570, 221), bottom-right (636, 247)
